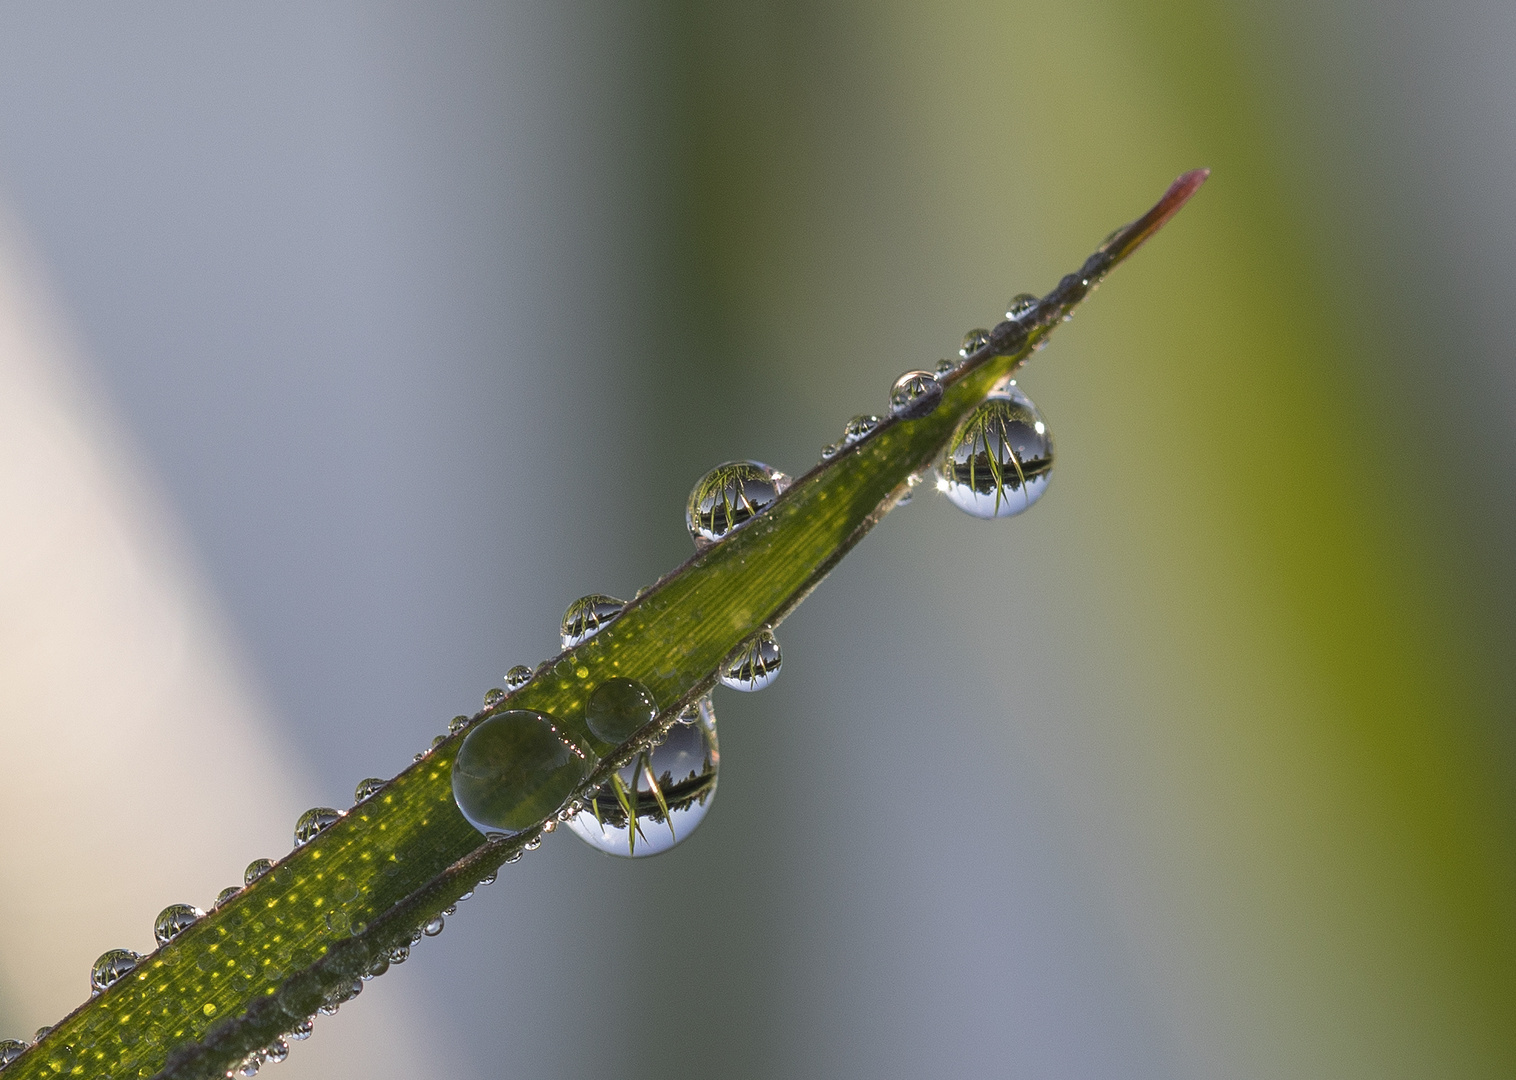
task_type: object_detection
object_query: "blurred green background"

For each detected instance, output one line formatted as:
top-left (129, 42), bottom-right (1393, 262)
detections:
top-left (0, 2), bottom-right (1512, 1078)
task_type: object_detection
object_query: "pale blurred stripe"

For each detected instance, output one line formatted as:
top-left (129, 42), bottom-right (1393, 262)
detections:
top-left (0, 218), bottom-right (444, 1076)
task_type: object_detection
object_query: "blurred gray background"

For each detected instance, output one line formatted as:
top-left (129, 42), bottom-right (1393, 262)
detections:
top-left (1, 3), bottom-right (1514, 1079)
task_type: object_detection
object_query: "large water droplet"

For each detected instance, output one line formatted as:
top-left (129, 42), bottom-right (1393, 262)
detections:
top-left (938, 387), bottom-right (1053, 518)
top-left (294, 808), bottom-right (342, 847)
top-left (685, 461), bottom-right (790, 547)
top-left (560, 595), bottom-right (625, 648)
top-left (355, 777), bottom-right (385, 803)
top-left (452, 710), bottom-right (591, 837)
top-left (505, 665), bottom-right (533, 689)
top-left (422, 915), bottom-right (445, 937)
top-left (1005, 293), bottom-right (1039, 321)
top-left (567, 701), bottom-right (718, 857)
top-left (90, 949), bottom-right (138, 994)
top-left (0, 1039), bottom-right (28, 1066)
top-left (960, 328), bottom-right (991, 358)
top-left (889, 371), bottom-right (943, 420)
top-left (843, 415), bottom-right (880, 445)
top-left (720, 629), bottom-right (782, 691)
top-left (584, 677), bottom-right (658, 744)
top-left (244, 859), bottom-right (274, 886)
top-left (154, 904), bottom-right (204, 946)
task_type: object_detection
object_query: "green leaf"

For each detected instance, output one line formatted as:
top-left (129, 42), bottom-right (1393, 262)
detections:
top-left (1, 170), bottom-right (1206, 1080)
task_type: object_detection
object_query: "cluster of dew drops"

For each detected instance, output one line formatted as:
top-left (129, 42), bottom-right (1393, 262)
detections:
top-left (0, 295), bottom-right (1057, 1079)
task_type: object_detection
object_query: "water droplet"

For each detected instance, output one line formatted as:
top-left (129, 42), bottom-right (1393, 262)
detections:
top-left (154, 904), bottom-right (204, 946)
top-left (448, 715), bottom-right (469, 735)
top-left (423, 915), bottom-right (445, 937)
top-left (938, 387), bottom-right (1053, 518)
top-left (720, 630), bottom-right (782, 692)
top-left (215, 886), bottom-right (240, 909)
top-left (431, 735), bottom-right (446, 750)
top-left (354, 777), bottom-right (385, 803)
top-left (365, 955), bottom-right (389, 980)
top-left (935, 358), bottom-right (957, 378)
top-left (235, 1056), bottom-right (260, 1078)
top-left (388, 943), bottom-right (410, 965)
top-left (584, 677), bottom-right (658, 744)
top-left (458, 889), bottom-right (474, 902)
top-left (1005, 293), bottom-right (1039, 321)
top-left (889, 371), bottom-right (943, 420)
top-left (480, 870), bottom-right (498, 886)
top-left (294, 808), bottom-right (342, 847)
top-left (820, 442), bottom-right (840, 460)
top-left (90, 949), bottom-right (138, 994)
top-left (451, 710), bottom-right (591, 837)
top-left (960, 328), bottom-right (991, 358)
top-left (843, 415), bottom-right (881, 445)
top-left (244, 859), bottom-right (274, 886)
top-left (483, 688), bottom-right (506, 708)
top-left (675, 697), bottom-right (710, 725)
top-left (264, 1040), bottom-right (289, 1065)
top-left (685, 461), bottom-right (791, 546)
top-left (286, 1018), bottom-right (314, 1042)
top-left (30, 1028), bottom-right (49, 1045)
top-left (567, 705), bottom-right (719, 858)
top-left (560, 595), bottom-right (626, 648)
top-left (0, 1039), bottom-right (27, 1066)
top-left (505, 665), bottom-right (533, 689)
top-left (524, 835), bottom-right (542, 851)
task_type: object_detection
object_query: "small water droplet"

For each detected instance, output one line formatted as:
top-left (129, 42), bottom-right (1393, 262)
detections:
top-left (1005, 293), bottom-right (1039, 321)
top-left (90, 949), bottom-right (139, 994)
top-left (448, 715), bottom-right (469, 735)
top-left (567, 704), bottom-right (719, 858)
top-left (719, 630), bottom-right (782, 692)
top-left (244, 859), bottom-right (274, 886)
top-left (540, 817), bottom-right (557, 834)
top-left (685, 461), bottom-right (790, 546)
top-left (820, 443), bottom-right (840, 460)
top-left (286, 1018), bottom-right (314, 1042)
top-left (584, 677), bottom-right (658, 744)
top-left (235, 1056), bottom-right (260, 1078)
top-left (30, 1028), bottom-right (49, 1045)
top-left (458, 889), bottom-right (474, 902)
top-left (480, 870), bottom-right (498, 886)
top-left (215, 886), bottom-right (240, 909)
top-left (354, 777), bottom-right (385, 803)
top-left (431, 735), bottom-right (446, 750)
top-left (451, 710), bottom-right (591, 837)
top-left (938, 387), bottom-right (1053, 518)
top-left (524, 835), bottom-right (542, 850)
top-left (365, 956), bottom-right (389, 981)
top-left (154, 904), bottom-right (204, 946)
top-left (264, 1040), bottom-right (289, 1065)
top-left (935, 358), bottom-right (957, 378)
top-left (960, 328), bottom-right (991, 358)
top-left (388, 943), bottom-right (410, 965)
top-left (889, 371), bottom-right (943, 420)
top-left (843, 415), bottom-right (880, 445)
top-left (423, 915), bottom-right (445, 937)
top-left (505, 665), bottom-right (533, 690)
top-left (560, 595), bottom-right (626, 648)
top-left (294, 808), bottom-right (342, 847)
top-left (483, 687), bottom-right (506, 708)
top-left (675, 698), bottom-right (707, 725)
top-left (0, 1039), bottom-right (28, 1066)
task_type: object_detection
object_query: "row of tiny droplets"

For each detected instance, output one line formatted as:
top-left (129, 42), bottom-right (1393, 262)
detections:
top-left (0, 291), bottom-right (1054, 1077)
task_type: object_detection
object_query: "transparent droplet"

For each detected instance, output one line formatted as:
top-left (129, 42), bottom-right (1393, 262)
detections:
top-left (479, 870), bottom-right (498, 887)
top-left (264, 1040), bottom-right (289, 1065)
top-left (443, 903), bottom-right (458, 915)
top-left (451, 709), bottom-right (591, 837)
top-left (294, 808), bottom-right (342, 847)
top-left (354, 777), bottom-right (385, 803)
top-left (820, 442), bottom-right (840, 460)
top-left (560, 595), bottom-right (626, 648)
top-left (567, 704), bottom-right (718, 858)
top-left (959, 328), bottom-right (991, 358)
top-left (458, 889), bottom-right (474, 902)
top-left (448, 715), bottom-right (469, 736)
top-left (90, 949), bottom-right (138, 994)
top-left (388, 943), bottom-right (410, 965)
top-left (842, 415), bottom-right (880, 445)
top-left (154, 903), bottom-right (204, 946)
top-left (215, 886), bottom-right (240, 909)
top-left (236, 1056), bottom-right (260, 1078)
top-left (0, 1039), bottom-right (28, 1066)
top-left (685, 461), bottom-right (791, 546)
top-left (889, 371), bottom-right (943, 420)
top-left (286, 1018), bottom-right (314, 1042)
top-left (505, 665), bottom-right (533, 690)
top-left (30, 1028), bottom-right (49, 1045)
top-left (675, 697), bottom-right (709, 725)
top-left (1005, 293), bottom-right (1039, 321)
top-left (719, 630), bottom-right (782, 692)
top-left (244, 859), bottom-right (274, 886)
top-left (935, 358), bottom-right (956, 378)
top-left (483, 688), bottom-right (506, 708)
top-left (422, 915), bottom-right (445, 937)
top-left (584, 677), bottom-right (658, 744)
top-left (365, 955), bottom-right (389, 981)
top-left (431, 734), bottom-right (446, 750)
top-left (938, 387), bottom-right (1053, 518)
